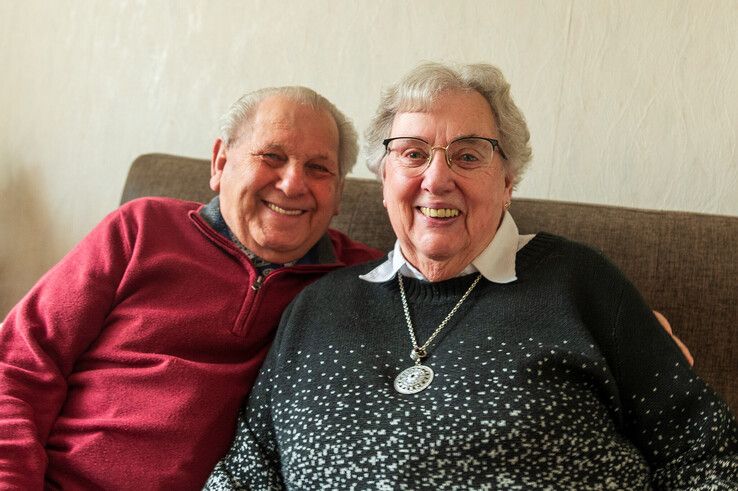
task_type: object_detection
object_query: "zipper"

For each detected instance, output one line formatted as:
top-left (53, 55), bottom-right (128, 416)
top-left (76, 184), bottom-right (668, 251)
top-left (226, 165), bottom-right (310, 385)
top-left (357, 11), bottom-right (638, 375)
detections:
top-left (251, 274), bottom-right (264, 291)
top-left (237, 266), bottom-right (346, 337)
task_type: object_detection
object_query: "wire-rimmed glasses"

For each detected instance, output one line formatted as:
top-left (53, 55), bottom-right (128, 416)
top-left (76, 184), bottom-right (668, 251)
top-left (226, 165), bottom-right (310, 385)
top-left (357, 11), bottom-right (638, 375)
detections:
top-left (383, 136), bottom-right (507, 177)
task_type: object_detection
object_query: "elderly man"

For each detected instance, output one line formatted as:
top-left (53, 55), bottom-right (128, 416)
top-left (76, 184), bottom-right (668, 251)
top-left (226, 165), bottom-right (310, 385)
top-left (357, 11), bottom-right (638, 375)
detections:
top-left (0, 87), bottom-right (381, 490)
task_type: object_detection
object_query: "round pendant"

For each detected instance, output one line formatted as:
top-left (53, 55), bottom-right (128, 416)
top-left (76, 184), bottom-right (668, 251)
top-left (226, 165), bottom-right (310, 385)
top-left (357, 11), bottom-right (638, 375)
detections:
top-left (394, 365), bottom-right (434, 394)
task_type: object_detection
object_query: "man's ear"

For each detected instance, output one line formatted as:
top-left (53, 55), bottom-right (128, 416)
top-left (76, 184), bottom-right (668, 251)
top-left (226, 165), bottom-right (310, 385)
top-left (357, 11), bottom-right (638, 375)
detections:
top-left (210, 138), bottom-right (227, 192)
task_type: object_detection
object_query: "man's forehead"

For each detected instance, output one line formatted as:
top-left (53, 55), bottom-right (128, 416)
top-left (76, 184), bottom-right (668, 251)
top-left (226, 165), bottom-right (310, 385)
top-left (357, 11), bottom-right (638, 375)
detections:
top-left (244, 96), bottom-right (339, 155)
top-left (253, 95), bottom-right (332, 126)
top-left (256, 140), bottom-right (335, 162)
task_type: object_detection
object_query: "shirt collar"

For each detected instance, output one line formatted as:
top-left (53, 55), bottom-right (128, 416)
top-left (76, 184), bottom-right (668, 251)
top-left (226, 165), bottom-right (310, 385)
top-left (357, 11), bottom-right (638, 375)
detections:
top-left (359, 211), bottom-right (534, 283)
top-left (199, 196), bottom-right (331, 267)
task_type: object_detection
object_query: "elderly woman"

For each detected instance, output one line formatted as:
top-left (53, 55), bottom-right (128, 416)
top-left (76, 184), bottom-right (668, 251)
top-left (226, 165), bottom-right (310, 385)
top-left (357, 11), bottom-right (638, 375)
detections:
top-left (206, 63), bottom-right (737, 489)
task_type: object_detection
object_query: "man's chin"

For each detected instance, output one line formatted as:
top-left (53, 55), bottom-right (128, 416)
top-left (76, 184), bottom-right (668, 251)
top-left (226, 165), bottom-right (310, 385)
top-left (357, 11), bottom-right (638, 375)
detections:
top-left (252, 238), bottom-right (313, 263)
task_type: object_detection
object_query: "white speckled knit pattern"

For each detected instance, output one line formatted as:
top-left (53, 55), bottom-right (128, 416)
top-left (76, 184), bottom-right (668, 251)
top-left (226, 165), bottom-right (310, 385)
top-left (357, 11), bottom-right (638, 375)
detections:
top-left (205, 234), bottom-right (738, 490)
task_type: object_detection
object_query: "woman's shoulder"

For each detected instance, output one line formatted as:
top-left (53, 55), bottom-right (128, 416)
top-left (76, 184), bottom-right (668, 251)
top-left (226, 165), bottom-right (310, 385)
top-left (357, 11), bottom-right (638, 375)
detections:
top-left (518, 232), bottom-right (603, 261)
top-left (517, 232), bottom-right (626, 281)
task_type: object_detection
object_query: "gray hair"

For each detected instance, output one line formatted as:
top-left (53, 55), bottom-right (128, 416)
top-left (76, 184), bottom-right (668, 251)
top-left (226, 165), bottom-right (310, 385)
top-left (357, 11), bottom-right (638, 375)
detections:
top-left (219, 86), bottom-right (358, 179)
top-left (365, 62), bottom-right (532, 187)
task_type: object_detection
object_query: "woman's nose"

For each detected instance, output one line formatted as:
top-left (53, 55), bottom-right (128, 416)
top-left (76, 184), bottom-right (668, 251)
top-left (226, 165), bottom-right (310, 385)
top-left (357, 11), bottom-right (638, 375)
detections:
top-left (421, 149), bottom-right (455, 194)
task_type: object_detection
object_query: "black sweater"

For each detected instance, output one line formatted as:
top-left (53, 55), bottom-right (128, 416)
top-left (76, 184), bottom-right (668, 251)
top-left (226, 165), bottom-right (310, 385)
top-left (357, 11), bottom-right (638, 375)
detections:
top-left (206, 233), bottom-right (738, 490)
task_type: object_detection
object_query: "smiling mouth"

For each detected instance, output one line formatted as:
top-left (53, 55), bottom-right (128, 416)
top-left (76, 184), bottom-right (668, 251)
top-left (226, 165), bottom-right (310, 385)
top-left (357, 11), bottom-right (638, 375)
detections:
top-left (419, 206), bottom-right (460, 218)
top-left (265, 201), bottom-right (304, 216)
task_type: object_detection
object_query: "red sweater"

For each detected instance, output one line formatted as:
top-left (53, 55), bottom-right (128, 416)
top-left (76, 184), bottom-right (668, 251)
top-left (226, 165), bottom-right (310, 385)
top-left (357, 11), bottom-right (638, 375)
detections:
top-left (0, 197), bottom-right (382, 490)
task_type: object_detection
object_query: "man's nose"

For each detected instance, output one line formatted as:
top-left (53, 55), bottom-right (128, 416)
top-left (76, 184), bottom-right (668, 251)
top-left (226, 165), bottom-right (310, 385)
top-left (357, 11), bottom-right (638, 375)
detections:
top-left (276, 162), bottom-right (308, 196)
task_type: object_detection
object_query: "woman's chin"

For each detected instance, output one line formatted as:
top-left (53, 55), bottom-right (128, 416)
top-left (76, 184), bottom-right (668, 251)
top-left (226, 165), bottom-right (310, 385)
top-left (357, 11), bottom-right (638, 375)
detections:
top-left (413, 247), bottom-right (469, 271)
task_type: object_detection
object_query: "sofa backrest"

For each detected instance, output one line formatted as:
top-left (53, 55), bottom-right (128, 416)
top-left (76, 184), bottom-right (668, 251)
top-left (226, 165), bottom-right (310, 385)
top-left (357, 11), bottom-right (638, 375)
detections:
top-left (122, 153), bottom-right (738, 413)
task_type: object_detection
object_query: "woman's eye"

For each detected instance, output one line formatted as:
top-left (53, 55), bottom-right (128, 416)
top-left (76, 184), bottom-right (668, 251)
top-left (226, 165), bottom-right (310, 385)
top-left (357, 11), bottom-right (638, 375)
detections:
top-left (403, 150), bottom-right (428, 161)
top-left (458, 153), bottom-right (478, 162)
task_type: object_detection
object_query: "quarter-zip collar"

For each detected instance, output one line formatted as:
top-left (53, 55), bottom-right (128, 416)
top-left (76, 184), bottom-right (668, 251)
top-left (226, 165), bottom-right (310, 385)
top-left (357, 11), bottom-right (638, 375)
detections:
top-left (197, 196), bottom-right (337, 271)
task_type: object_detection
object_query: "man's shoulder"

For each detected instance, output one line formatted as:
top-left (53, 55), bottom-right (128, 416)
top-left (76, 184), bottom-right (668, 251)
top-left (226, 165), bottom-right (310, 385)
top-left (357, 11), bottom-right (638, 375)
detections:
top-left (73, 197), bottom-right (205, 246)
top-left (111, 197), bottom-right (204, 229)
top-left (308, 256), bottom-right (388, 291)
top-left (118, 196), bottom-right (203, 216)
top-left (327, 229), bottom-right (385, 266)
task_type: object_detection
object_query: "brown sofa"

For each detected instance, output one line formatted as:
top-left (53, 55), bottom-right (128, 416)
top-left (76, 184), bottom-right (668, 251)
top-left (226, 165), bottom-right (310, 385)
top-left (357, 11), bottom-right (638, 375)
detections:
top-left (122, 153), bottom-right (738, 414)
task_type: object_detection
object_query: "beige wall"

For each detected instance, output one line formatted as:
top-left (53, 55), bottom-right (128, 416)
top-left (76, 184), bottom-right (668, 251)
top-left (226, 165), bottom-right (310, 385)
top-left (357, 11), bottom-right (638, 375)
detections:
top-left (1, 0), bottom-right (737, 316)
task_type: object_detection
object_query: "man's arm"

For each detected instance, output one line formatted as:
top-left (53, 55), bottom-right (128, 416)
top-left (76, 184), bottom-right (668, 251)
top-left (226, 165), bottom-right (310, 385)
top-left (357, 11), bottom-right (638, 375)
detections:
top-left (0, 209), bottom-right (130, 489)
top-left (204, 317), bottom-right (289, 490)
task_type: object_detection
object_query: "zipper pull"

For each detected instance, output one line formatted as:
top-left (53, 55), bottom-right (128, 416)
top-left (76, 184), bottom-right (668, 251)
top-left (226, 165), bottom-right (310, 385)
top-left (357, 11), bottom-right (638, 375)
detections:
top-left (251, 274), bottom-right (264, 291)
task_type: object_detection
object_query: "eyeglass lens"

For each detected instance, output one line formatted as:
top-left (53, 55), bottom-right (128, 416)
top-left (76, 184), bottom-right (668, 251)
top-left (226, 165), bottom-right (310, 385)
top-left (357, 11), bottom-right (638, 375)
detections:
top-left (387, 137), bottom-right (495, 175)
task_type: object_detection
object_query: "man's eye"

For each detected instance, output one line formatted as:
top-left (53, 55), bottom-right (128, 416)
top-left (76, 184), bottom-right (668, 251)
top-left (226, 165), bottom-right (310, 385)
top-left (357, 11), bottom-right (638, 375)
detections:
top-left (306, 163), bottom-right (336, 178)
top-left (255, 152), bottom-right (287, 166)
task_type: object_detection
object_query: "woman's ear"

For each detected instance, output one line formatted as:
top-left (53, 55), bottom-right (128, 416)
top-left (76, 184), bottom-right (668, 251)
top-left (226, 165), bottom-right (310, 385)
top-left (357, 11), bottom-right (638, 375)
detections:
top-left (503, 173), bottom-right (514, 203)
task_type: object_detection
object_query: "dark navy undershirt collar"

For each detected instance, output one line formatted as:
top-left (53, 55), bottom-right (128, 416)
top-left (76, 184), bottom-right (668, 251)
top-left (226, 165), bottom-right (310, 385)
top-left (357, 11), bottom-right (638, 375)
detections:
top-left (199, 196), bottom-right (323, 273)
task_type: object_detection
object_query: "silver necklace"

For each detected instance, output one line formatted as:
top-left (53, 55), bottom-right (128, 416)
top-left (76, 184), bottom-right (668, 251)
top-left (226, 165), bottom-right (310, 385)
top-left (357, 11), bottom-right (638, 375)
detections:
top-left (394, 272), bottom-right (482, 394)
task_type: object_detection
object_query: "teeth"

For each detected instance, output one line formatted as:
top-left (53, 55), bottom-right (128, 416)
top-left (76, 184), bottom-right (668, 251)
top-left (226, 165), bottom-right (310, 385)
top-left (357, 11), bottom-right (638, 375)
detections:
top-left (266, 202), bottom-right (302, 216)
top-left (420, 207), bottom-right (460, 218)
